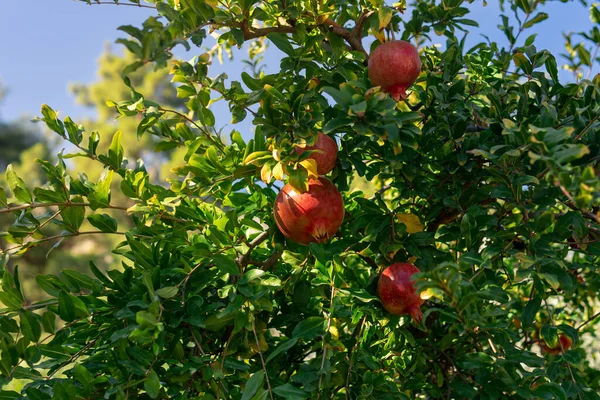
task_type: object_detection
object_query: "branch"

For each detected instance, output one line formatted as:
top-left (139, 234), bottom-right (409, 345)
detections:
top-left (323, 18), bottom-right (368, 58)
top-left (242, 24), bottom-right (296, 40)
top-left (1, 230), bottom-right (152, 255)
top-left (578, 310), bottom-right (600, 330)
top-left (0, 202), bottom-right (128, 214)
top-left (238, 18), bottom-right (368, 59)
top-left (84, 1), bottom-right (156, 9)
top-left (246, 250), bottom-right (283, 270)
top-left (317, 285), bottom-right (336, 398)
top-left (351, 10), bottom-right (375, 38)
top-left (251, 319), bottom-right (274, 400)
top-left (160, 107), bottom-right (225, 151)
top-left (345, 314), bottom-right (367, 398)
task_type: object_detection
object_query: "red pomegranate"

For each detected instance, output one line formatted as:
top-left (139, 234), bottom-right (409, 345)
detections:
top-left (273, 177), bottom-right (344, 245)
top-left (540, 333), bottom-right (573, 355)
top-left (377, 262), bottom-right (424, 322)
top-left (368, 40), bottom-right (421, 101)
top-left (294, 133), bottom-right (338, 175)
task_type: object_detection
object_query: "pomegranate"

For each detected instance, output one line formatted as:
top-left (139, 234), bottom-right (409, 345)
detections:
top-left (295, 133), bottom-right (338, 175)
top-left (273, 177), bottom-right (344, 245)
top-left (368, 40), bottom-right (421, 101)
top-left (377, 262), bottom-right (424, 322)
top-left (540, 333), bottom-right (573, 355)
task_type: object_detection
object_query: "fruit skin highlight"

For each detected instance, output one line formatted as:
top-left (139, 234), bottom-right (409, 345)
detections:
top-left (368, 40), bottom-right (421, 101)
top-left (539, 333), bottom-right (573, 355)
top-left (273, 177), bottom-right (344, 245)
top-left (377, 262), bottom-right (424, 322)
top-left (295, 132), bottom-right (338, 175)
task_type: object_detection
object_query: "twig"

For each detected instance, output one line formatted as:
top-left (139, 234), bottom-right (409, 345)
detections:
top-left (84, 1), bottom-right (156, 9)
top-left (0, 202), bottom-right (128, 214)
top-left (251, 319), bottom-right (274, 400)
top-left (1, 230), bottom-right (152, 255)
top-left (160, 107), bottom-right (224, 151)
top-left (318, 285), bottom-right (336, 398)
top-left (577, 310), bottom-right (600, 330)
top-left (351, 10), bottom-right (375, 38)
top-left (345, 314), bottom-right (366, 399)
top-left (573, 115), bottom-right (599, 141)
top-left (48, 334), bottom-right (103, 378)
top-left (190, 327), bottom-right (207, 356)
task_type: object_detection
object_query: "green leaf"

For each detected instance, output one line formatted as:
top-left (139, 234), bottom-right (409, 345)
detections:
top-left (266, 33), bottom-right (295, 56)
top-left (545, 55), bottom-right (559, 82)
top-left (19, 310), bottom-right (41, 342)
top-left (88, 169), bottom-right (114, 210)
top-left (40, 104), bottom-right (65, 136)
top-left (62, 269), bottom-right (95, 291)
top-left (242, 371), bottom-right (264, 400)
top-left (292, 317), bottom-right (325, 340)
top-left (266, 338), bottom-right (298, 364)
top-left (0, 292), bottom-right (23, 311)
top-left (322, 117), bottom-right (352, 134)
top-left (87, 214), bottom-right (118, 233)
top-left (107, 130), bottom-right (124, 169)
top-left (155, 286), bottom-right (178, 299)
top-left (144, 369), bottom-right (160, 399)
top-left (58, 290), bottom-right (89, 322)
top-left (522, 297), bottom-right (541, 329)
top-left (5, 165), bottom-right (32, 204)
top-left (513, 53), bottom-right (532, 74)
top-left (348, 101), bottom-right (367, 117)
top-left (522, 12), bottom-right (548, 29)
top-left (541, 325), bottom-right (558, 348)
top-left (212, 254), bottom-right (240, 276)
top-left (136, 311), bottom-right (158, 329)
top-left (74, 364), bottom-right (94, 389)
top-left (455, 352), bottom-right (494, 369)
top-left (0, 391), bottom-right (21, 399)
top-left (0, 187), bottom-right (7, 206)
top-left (532, 383), bottom-right (567, 400)
top-left (61, 196), bottom-right (86, 232)
top-left (272, 383), bottom-right (308, 399)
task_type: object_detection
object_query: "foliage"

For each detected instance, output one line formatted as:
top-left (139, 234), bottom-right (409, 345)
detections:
top-left (1, 0), bottom-right (600, 399)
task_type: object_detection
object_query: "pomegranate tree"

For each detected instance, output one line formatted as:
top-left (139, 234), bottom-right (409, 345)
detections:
top-left (294, 132), bottom-right (338, 175)
top-left (368, 40), bottom-right (421, 101)
top-left (377, 262), bottom-right (424, 322)
top-left (273, 177), bottom-right (344, 245)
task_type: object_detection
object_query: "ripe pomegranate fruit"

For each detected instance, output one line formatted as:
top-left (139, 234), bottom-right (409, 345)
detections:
top-left (273, 177), bottom-right (344, 245)
top-left (377, 262), bottom-right (424, 322)
top-left (539, 333), bottom-right (573, 355)
top-left (294, 133), bottom-right (338, 175)
top-left (368, 40), bottom-right (421, 101)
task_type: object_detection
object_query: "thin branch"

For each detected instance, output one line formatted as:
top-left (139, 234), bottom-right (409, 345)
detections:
top-left (243, 25), bottom-right (296, 40)
top-left (323, 18), bottom-right (368, 58)
top-left (1, 230), bottom-right (152, 255)
top-left (351, 10), bottom-right (375, 38)
top-left (48, 334), bottom-right (104, 378)
top-left (160, 107), bottom-right (225, 151)
top-left (317, 285), bottom-right (335, 398)
top-left (345, 314), bottom-right (366, 399)
top-left (84, 1), bottom-right (156, 9)
top-left (0, 202), bottom-right (128, 214)
top-left (251, 319), bottom-right (274, 400)
top-left (190, 327), bottom-right (207, 356)
top-left (573, 114), bottom-right (599, 141)
top-left (577, 310), bottom-right (600, 330)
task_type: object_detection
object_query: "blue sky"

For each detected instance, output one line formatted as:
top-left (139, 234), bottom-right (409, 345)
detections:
top-left (0, 1), bottom-right (594, 127)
